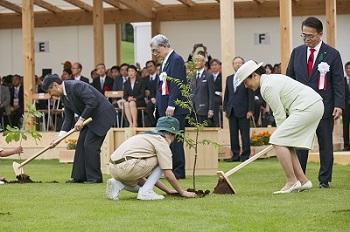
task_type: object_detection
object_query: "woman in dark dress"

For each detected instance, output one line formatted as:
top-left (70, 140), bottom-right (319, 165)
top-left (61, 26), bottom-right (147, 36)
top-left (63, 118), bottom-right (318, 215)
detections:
top-left (123, 65), bottom-right (146, 127)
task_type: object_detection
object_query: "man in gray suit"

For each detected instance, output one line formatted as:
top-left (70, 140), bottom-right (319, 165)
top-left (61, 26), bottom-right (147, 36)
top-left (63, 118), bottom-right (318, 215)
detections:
top-left (42, 74), bottom-right (117, 184)
top-left (190, 54), bottom-right (215, 124)
top-left (286, 17), bottom-right (344, 188)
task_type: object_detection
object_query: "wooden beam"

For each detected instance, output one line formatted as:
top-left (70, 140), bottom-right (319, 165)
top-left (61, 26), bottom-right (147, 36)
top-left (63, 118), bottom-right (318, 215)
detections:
top-left (279, 0), bottom-right (292, 75)
top-left (254, 0), bottom-right (265, 3)
top-left (1, 1), bottom-right (350, 29)
top-left (0, 0), bottom-right (22, 14)
top-left (114, 0), bottom-right (154, 19)
top-left (220, 0), bottom-right (234, 130)
top-left (103, 0), bottom-right (127, 9)
top-left (34, 0), bottom-right (63, 13)
top-left (63, 0), bottom-right (93, 11)
top-left (22, 0), bottom-right (35, 128)
top-left (115, 23), bottom-right (121, 65)
top-left (177, 0), bottom-right (196, 7)
top-left (93, 0), bottom-right (104, 66)
top-left (325, 0), bottom-right (336, 47)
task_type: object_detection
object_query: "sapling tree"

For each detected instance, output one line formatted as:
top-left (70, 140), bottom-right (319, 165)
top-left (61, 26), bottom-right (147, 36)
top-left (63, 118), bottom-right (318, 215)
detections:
top-left (166, 60), bottom-right (219, 190)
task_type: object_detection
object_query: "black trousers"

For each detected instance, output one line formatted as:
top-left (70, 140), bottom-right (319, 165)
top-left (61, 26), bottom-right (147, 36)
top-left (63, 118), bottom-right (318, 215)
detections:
top-left (170, 114), bottom-right (186, 179)
top-left (296, 117), bottom-right (334, 184)
top-left (343, 103), bottom-right (350, 149)
top-left (71, 126), bottom-right (106, 182)
top-left (228, 115), bottom-right (251, 161)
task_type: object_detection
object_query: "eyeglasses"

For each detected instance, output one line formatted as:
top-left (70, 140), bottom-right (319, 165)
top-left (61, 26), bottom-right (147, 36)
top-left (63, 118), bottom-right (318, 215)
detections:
top-left (300, 33), bottom-right (318, 39)
top-left (151, 47), bottom-right (159, 55)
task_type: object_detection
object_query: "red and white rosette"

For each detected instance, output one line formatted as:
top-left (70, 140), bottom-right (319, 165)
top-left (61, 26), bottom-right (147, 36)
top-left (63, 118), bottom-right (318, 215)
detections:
top-left (317, 62), bottom-right (330, 90)
top-left (159, 72), bottom-right (169, 95)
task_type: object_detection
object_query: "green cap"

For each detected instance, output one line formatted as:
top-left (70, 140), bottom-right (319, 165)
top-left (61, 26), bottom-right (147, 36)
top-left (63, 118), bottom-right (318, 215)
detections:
top-left (155, 117), bottom-right (180, 134)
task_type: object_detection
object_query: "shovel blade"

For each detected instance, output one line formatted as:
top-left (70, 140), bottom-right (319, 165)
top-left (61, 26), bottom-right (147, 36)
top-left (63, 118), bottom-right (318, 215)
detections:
top-left (13, 161), bottom-right (23, 176)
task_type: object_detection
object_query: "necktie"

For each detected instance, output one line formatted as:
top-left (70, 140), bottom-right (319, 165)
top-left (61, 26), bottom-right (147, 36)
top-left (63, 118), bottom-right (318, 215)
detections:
top-left (307, 48), bottom-right (315, 77)
top-left (14, 87), bottom-right (19, 98)
top-left (100, 78), bottom-right (104, 88)
top-left (196, 72), bottom-right (200, 86)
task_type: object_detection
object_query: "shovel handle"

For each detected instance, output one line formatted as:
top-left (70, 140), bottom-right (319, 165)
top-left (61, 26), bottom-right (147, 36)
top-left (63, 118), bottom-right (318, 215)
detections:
top-left (19, 117), bottom-right (92, 168)
top-left (224, 145), bottom-right (273, 177)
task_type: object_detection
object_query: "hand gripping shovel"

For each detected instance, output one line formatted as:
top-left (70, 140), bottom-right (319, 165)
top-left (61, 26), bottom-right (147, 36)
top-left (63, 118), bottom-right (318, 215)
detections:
top-left (12, 118), bottom-right (92, 176)
top-left (213, 145), bottom-right (273, 194)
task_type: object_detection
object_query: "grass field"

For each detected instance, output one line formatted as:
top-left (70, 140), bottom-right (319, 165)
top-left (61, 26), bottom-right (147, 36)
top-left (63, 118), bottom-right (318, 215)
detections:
top-left (0, 158), bottom-right (349, 231)
top-left (121, 41), bottom-right (134, 65)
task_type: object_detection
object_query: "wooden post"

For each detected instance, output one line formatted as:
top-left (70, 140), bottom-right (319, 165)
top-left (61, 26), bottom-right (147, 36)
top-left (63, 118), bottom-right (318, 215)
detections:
top-left (22, 0), bottom-right (35, 128)
top-left (325, 0), bottom-right (336, 47)
top-left (115, 23), bottom-right (121, 65)
top-left (93, 0), bottom-right (104, 66)
top-left (151, 17), bottom-right (160, 62)
top-left (220, 0), bottom-right (235, 130)
top-left (279, 0), bottom-right (292, 74)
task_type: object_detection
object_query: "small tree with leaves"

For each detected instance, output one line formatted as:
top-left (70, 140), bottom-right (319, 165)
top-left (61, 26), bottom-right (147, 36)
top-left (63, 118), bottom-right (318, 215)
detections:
top-left (167, 60), bottom-right (220, 190)
top-left (3, 103), bottom-right (43, 159)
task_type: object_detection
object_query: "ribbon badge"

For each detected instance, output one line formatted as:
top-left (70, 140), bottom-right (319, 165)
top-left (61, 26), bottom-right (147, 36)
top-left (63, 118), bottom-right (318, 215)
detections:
top-left (317, 62), bottom-right (330, 90)
top-left (159, 72), bottom-right (169, 95)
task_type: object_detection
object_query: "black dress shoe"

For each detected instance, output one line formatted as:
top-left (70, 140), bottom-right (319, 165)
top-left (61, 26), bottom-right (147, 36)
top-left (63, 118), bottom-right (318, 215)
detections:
top-left (224, 158), bottom-right (240, 162)
top-left (319, 182), bottom-right (330, 188)
top-left (84, 180), bottom-right (103, 184)
top-left (65, 179), bottom-right (84, 183)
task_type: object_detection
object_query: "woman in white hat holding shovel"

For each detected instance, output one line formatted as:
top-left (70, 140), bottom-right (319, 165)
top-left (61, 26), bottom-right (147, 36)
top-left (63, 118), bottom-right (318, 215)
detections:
top-left (235, 60), bottom-right (323, 194)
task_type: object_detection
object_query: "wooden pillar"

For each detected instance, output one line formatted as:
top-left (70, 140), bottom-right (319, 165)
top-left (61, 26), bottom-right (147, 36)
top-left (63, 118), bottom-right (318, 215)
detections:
top-left (279, 0), bottom-right (292, 74)
top-left (325, 0), bottom-right (336, 47)
top-left (220, 0), bottom-right (234, 130)
top-left (22, 0), bottom-right (35, 128)
top-left (115, 23), bottom-right (121, 65)
top-left (93, 0), bottom-right (104, 66)
top-left (151, 17), bottom-right (160, 62)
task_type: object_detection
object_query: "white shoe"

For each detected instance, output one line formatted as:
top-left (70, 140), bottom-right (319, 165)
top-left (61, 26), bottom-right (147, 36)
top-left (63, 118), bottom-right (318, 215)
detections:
top-left (299, 180), bottom-right (312, 192)
top-left (137, 188), bottom-right (164, 200)
top-left (106, 178), bottom-right (124, 201)
top-left (273, 181), bottom-right (301, 194)
top-left (0, 180), bottom-right (4, 185)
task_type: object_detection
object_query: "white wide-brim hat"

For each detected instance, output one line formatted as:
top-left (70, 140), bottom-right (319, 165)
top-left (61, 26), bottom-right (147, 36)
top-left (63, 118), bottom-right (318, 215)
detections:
top-left (236, 60), bottom-right (264, 86)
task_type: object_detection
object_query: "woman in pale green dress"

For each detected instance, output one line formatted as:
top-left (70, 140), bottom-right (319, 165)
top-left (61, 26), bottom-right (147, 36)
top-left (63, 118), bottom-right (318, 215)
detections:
top-left (235, 60), bottom-right (323, 194)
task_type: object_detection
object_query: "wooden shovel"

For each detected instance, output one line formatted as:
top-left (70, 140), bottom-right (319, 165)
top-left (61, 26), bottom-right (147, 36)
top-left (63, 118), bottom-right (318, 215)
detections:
top-left (12, 118), bottom-right (92, 176)
top-left (214, 145), bottom-right (273, 194)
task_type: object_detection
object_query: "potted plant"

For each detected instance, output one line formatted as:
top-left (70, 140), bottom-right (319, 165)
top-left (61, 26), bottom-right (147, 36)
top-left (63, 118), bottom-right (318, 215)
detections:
top-left (59, 138), bottom-right (77, 163)
top-left (250, 130), bottom-right (273, 158)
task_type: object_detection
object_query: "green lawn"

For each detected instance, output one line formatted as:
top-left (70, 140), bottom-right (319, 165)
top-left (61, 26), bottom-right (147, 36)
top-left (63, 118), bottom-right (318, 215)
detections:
top-left (121, 41), bottom-right (134, 65)
top-left (0, 158), bottom-right (349, 231)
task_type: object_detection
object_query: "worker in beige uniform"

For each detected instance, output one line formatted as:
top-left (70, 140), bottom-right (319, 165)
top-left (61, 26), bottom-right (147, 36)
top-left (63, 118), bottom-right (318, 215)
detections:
top-left (236, 60), bottom-right (323, 194)
top-left (106, 116), bottom-right (197, 201)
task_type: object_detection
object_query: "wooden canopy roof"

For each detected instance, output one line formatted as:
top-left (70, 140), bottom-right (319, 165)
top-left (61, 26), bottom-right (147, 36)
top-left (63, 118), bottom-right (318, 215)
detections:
top-left (0, 0), bottom-right (349, 29)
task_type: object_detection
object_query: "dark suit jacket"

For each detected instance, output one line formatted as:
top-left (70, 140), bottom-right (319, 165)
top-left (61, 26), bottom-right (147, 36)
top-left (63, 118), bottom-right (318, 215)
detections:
top-left (123, 78), bottom-right (146, 107)
top-left (191, 70), bottom-right (215, 115)
top-left (91, 76), bottom-right (114, 94)
top-left (10, 85), bottom-right (24, 108)
top-left (156, 51), bottom-right (188, 117)
top-left (60, 80), bottom-right (117, 136)
top-left (223, 74), bottom-right (255, 118)
top-left (144, 74), bottom-right (159, 99)
top-left (79, 76), bottom-right (89, 84)
top-left (213, 73), bottom-right (222, 92)
top-left (112, 75), bottom-right (127, 91)
top-left (286, 42), bottom-right (345, 118)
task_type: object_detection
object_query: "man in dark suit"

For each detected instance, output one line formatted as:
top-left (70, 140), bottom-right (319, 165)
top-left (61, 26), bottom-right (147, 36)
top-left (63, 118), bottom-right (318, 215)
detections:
top-left (42, 74), bottom-right (117, 184)
top-left (223, 57), bottom-right (255, 162)
top-left (72, 62), bottom-right (90, 83)
top-left (150, 34), bottom-right (188, 179)
top-left (91, 63), bottom-right (114, 95)
top-left (342, 62), bottom-right (350, 151)
top-left (286, 17), bottom-right (344, 188)
top-left (10, 74), bottom-right (24, 128)
top-left (144, 60), bottom-right (159, 127)
top-left (209, 58), bottom-right (223, 127)
top-left (190, 54), bottom-right (214, 124)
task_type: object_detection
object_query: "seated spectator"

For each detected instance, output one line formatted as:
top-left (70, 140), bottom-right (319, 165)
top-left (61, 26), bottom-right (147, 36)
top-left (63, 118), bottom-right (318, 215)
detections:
top-left (0, 84), bottom-right (11, 130)
top-left (273, 63), bottom-right (281, 74)
top-left (10, 74), bottom-right (24, 128)
top-left (123, 65), bottom-right (146, 127)
top-left (61, 68), bottom-right (73, 80)
top-left (264, 64), bottom-right (273, 74)
top-left (188, 44), bottom-right (212, 68)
